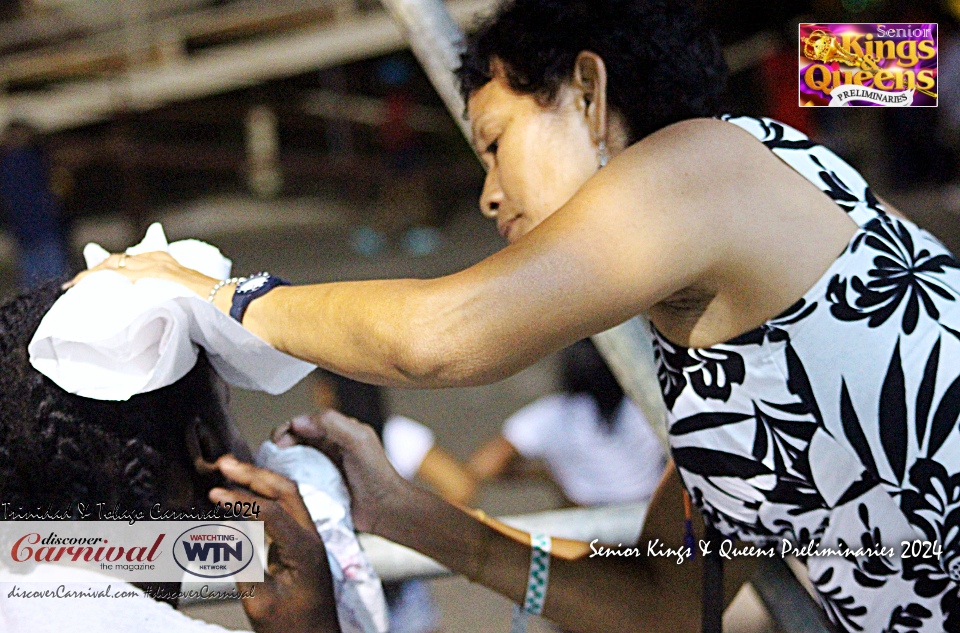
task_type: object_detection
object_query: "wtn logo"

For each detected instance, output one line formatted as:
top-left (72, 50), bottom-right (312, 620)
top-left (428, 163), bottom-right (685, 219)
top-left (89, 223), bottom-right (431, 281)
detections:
top-left (173, 524), bottom-right (255, 579)
top-left (181, 540), bottom-right (243, 564)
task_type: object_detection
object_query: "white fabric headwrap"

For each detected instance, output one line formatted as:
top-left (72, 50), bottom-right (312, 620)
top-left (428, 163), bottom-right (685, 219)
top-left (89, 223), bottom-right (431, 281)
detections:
top-left (28, 222), bottom-right (315, 400)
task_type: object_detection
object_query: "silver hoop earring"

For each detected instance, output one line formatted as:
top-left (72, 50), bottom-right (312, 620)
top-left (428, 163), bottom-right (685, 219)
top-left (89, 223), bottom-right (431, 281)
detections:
top-left (598, 140), bottom-right (609, 168)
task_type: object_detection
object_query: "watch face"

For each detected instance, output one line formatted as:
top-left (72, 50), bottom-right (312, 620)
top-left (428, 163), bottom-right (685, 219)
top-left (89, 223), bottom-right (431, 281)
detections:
top-left (237, 275), bottom-right (269, 294)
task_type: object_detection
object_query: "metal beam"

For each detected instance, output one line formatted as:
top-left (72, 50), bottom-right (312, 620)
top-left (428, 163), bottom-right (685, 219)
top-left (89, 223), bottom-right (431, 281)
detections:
top-left (359, 502), bottom-right (648, 582)
top-left (0, 0), bottom-right (497, 132)
top-left (0, 0), bottom-right (340, 83)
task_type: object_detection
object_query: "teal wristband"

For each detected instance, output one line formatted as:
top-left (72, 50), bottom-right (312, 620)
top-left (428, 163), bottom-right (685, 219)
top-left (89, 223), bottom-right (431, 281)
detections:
top-left (510, 533), bottom-right (551, 633)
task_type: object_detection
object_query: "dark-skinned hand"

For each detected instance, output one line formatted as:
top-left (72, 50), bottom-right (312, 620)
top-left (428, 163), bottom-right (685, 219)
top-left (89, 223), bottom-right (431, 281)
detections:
top-left (209, 455), bottom-right (342, 633)
top-left (271, 409), bottom-right (410, 537)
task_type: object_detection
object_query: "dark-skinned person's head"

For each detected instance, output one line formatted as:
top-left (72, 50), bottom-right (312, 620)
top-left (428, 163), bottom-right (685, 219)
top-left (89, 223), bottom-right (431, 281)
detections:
top-left (456, 0), bottom-right (727, 243)
top-left (0, 281), bottom-right (252, 603)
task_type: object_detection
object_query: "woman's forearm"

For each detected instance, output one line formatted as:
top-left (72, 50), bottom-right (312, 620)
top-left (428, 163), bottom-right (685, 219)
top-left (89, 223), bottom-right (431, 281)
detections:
top-left (241, 279), bottom-right (475, 388)
top-left (229, 172), bottom-right (682, 389)
top-left (239, 269), bottom-right (572, 389)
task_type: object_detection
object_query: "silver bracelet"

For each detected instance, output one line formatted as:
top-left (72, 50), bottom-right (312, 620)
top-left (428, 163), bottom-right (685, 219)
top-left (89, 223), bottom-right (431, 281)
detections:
top-left (208, 276), bottom-right (246, 303)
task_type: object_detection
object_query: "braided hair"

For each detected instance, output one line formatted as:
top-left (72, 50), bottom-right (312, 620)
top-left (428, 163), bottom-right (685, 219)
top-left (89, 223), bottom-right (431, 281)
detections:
top-left (0, 281), bottom-right (237, 517)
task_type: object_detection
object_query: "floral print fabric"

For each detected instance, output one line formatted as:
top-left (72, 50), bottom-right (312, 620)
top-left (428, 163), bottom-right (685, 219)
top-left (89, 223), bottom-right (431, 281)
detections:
top-left (653, 115), bottom-right (960, 632)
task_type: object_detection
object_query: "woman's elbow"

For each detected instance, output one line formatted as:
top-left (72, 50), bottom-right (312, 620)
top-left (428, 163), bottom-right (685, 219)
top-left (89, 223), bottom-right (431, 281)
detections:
top-left (386, 320), bottom-right (508, 388)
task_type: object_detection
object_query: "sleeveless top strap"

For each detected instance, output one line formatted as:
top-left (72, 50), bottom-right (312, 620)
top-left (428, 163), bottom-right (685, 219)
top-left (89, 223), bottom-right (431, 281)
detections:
top-left (719, 115), bottom-right (883, 228)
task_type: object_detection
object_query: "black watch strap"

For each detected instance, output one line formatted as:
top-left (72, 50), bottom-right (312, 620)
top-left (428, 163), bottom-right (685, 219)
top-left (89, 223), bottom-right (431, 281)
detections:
top-left (229, 272), bottom-right (290, 323)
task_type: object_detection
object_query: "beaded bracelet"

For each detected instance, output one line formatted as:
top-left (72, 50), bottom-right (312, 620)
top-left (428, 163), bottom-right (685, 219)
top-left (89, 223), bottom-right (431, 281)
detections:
top-left (510, 533), bottom-right (551, 633)
top-left (208, 276), bottom-right (246, 303)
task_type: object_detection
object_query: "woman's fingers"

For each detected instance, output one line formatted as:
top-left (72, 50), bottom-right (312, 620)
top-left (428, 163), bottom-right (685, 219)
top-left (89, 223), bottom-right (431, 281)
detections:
top-left (62, 250), bottom-right (218, 298)
top-left (62, 252), bottom-right (125, 288)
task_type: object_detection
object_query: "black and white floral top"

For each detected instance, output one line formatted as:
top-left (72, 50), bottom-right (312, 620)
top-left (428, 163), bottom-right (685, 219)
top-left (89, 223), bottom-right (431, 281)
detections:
top-left (652, 115), bottom-right (960, 633)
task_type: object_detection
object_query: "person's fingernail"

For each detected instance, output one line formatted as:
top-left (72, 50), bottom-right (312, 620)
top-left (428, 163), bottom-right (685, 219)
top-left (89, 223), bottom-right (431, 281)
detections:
top-left (290, 414), bottom-right (315, 434)
top-left (274, 432), bottom-right (297, 449)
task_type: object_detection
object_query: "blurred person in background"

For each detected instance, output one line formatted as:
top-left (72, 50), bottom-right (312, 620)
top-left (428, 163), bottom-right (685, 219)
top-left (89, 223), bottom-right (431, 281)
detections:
top-left (352, 57), bottom-right (442, 258)
top-left (0, 122), bottom-right (70, 289)
top-left (468, 339), bottom-right (666, 508)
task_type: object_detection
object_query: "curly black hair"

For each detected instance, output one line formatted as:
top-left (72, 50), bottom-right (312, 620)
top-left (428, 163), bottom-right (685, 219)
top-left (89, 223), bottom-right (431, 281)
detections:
top-left (456, 0), bottom-right (728, 143)
top-left (0, 281), bottom-right (240, 518)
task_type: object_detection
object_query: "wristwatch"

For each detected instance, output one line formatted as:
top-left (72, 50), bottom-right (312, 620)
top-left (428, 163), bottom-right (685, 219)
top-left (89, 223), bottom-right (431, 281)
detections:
top-left (229, 272), bottom-right (290, 323)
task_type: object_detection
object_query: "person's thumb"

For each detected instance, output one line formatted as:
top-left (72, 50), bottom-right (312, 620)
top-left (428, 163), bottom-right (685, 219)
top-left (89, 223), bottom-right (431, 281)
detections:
top-left (290, 409), bottom-right (365, 460)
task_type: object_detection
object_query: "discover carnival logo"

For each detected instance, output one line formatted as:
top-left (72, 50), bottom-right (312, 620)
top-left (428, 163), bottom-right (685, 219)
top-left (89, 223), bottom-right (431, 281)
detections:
top-left (0, 520), bottom-right (264, 582)
top-left (799, 23), bottom-right (937, 107)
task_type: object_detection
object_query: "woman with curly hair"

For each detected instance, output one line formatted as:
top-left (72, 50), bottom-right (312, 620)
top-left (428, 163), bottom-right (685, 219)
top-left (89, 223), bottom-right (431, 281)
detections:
top-left (79, 0), bottom-right (960, 631)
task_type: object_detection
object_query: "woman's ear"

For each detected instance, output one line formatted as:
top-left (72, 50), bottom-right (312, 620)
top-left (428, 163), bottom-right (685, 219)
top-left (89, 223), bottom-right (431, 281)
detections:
top-left (573, 50), bottom-right (609, 144)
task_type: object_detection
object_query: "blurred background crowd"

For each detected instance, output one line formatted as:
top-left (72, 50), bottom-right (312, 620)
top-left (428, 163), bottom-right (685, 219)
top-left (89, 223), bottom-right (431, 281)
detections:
top-left (0, 0), bottom-right (953, 631)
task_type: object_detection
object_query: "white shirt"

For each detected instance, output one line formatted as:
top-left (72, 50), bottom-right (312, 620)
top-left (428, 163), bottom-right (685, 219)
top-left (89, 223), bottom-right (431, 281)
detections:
top-left (502, 394), bottom-right (666, 506)
top-left (382, 415), bottom-right (436, 481)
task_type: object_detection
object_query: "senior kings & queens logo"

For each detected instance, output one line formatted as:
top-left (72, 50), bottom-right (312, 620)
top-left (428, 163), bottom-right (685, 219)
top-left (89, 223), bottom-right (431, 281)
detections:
top-left (799, 23), bottom-right (937, 107)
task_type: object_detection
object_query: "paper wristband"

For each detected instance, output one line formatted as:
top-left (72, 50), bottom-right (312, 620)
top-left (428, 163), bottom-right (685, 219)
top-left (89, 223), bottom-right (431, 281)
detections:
top-left (509, 533), bottom-right (552, 633)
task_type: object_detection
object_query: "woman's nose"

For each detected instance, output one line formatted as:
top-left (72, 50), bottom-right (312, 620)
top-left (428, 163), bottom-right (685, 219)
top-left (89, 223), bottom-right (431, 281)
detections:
top-left (480, 170), bottom-right (503, 218)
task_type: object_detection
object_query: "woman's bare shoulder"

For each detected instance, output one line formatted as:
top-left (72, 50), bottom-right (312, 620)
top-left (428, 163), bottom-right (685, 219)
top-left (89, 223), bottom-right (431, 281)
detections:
top-left (596, 117), bottom-right (769, 228)
top-left (617, 117), bottom-right (767, 176)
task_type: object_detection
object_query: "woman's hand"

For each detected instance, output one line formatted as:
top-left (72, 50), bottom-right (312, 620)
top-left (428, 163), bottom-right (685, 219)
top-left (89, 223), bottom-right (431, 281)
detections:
top-left (65, 251), bottom-right (232, 313)
top-left (276, 410), bottom-right (411, 537)
top-left (210, 455), bottom-right (342, 633)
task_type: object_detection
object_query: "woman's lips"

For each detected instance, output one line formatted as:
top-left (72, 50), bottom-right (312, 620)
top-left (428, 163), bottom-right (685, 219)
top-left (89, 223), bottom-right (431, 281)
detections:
top-left (498, 217), bottom-right (517, 240)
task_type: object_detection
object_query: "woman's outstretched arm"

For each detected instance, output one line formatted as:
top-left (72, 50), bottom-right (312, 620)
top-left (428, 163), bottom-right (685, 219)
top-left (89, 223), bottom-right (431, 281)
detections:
top-left (237, 122), bottom-right (735, 387)
top-left (76, 119), bottom-right (738, 389)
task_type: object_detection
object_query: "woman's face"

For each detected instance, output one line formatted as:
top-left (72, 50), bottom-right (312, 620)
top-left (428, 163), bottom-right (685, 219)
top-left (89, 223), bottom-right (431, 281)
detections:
top-left (468, 69), bottom-right (601, 243)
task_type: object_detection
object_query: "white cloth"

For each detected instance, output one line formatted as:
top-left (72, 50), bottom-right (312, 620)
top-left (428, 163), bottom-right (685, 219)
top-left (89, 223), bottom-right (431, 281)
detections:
top-left (382, 415), bottom-right (436, 481)
top-left (28, 223), bottom-right (314, 401)
top-left (0, 565), bottom-right (241, 633)
top-left (503, 394), bottom-right (666, 506)
top-left (256, 437), bottom-right (389, 633)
